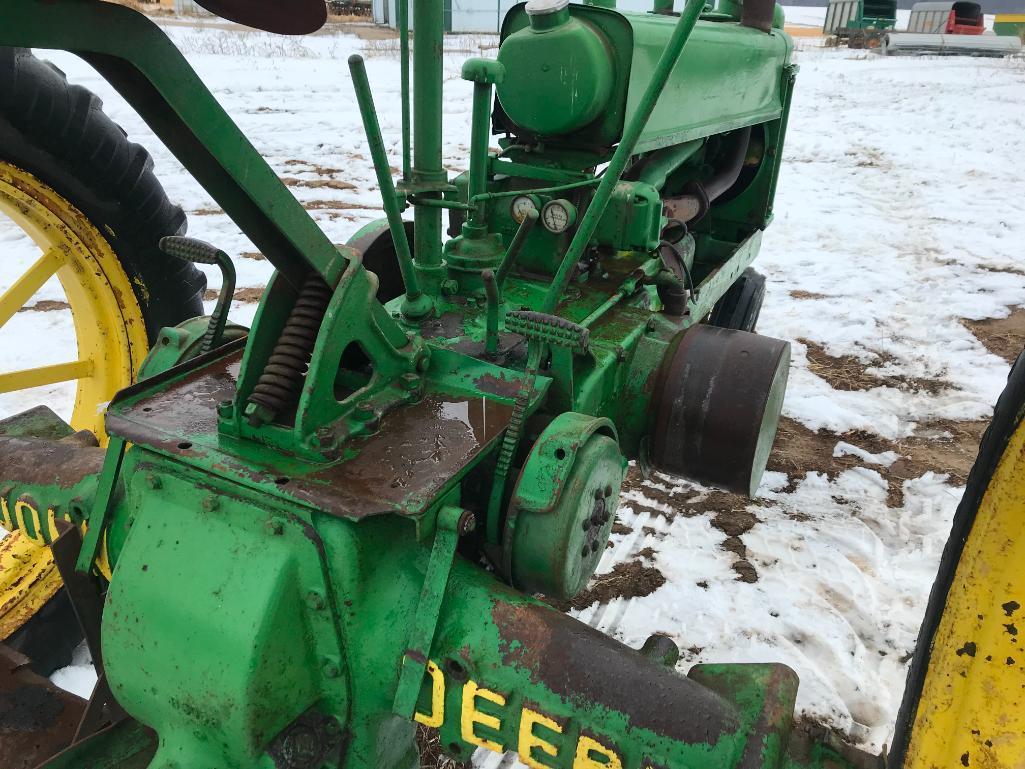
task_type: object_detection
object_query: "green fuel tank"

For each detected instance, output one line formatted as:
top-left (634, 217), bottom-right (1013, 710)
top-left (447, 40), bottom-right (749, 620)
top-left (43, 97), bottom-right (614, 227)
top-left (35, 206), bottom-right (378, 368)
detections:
top-left (495, 0), bottom-right (793, 153)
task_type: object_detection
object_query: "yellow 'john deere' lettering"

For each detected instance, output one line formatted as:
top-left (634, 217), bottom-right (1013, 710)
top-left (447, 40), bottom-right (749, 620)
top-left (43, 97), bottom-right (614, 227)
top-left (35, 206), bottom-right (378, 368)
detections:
top-left (0, 496), bottom-right (11, 530)
top-left (518, 707), bottom-right (563, 769)
top-left (414, 659), bottom-right (626, 769)
top-left (574, 735), bottom-right (624, 769)
top-left (413, 660), bottom-right (445, 729)
top-left (461, 679), bottom-right (506, 753)
top-left (1, 494), bottom-right (60, 543)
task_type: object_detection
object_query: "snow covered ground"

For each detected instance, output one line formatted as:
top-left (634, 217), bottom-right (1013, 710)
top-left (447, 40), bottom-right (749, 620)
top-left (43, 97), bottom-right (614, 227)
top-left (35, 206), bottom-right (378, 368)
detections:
top-left (1, 12), bottom-right (1023, 762)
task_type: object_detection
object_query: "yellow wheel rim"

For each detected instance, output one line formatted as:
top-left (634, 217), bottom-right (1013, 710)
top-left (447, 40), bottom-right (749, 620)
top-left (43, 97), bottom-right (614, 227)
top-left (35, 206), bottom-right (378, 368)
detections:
top-left (0, 160), bottom-right (149, 436)
top-left (903, 411), bottom-right (1025, 769)
top-left (0, 160), bottom-right (145, 639)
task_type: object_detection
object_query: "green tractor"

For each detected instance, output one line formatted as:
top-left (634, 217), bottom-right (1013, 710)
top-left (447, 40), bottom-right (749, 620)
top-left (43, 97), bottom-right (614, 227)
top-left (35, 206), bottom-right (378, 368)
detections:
top-left (0, 0), bottom-right (1022, 768)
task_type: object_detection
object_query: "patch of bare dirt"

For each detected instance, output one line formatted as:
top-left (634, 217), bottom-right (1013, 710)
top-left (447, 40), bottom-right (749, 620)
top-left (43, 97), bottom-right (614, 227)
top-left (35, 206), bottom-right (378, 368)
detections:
top-left (977, 263), bottom-right (1025, 277)
top-left (711, 509), bottom-right (759, 537)
top-left (18, 299), bottom-right (70, 313)
top-left (547, 559), bottom-right (667, 612)
top-left (789, 290), bottom-right (829, 300)
top-left (801, 339), bottom-right (947, 395)
top-left (240, 251), bottom-right (266, 261)
top-left (281, 177), bottom-right (356, 191)
top-left (769, 416), bottom-right (988, 507)
top-left (302, 200), bottom-right (379, 211)
top-left (720, 536), bottom-right (759, 583)
top-left (962, 307), bottom-right (1025, 364)
top-left (204, 287), bottom-right (264, 303)
top-left (417, 725), bottom-right (468, 769)
top-left (282, 159), bottom-right (345, 176)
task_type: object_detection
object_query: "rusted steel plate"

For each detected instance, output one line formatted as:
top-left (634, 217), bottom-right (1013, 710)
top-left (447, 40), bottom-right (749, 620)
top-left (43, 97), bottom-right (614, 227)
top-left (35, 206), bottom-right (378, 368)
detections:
top-left (0, 644), bottom-right (86, 768)
top-left (0, 436), bottom-right (104, 490)
top-left (106, 350), bottom-right (514, 519)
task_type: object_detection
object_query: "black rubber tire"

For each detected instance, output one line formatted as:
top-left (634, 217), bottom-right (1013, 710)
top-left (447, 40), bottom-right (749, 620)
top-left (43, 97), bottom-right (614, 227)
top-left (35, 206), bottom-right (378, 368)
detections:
top-left (0, 48), bottom-right (205, 675)
top-left (707, 267), bottom-right (766, 333)
top-left (0, 47), bottom-right (206, 341)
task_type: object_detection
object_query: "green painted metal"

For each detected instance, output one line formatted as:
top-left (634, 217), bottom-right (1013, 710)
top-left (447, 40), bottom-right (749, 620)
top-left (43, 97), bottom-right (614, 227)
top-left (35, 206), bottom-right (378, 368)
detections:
top-left (542, 0), bottom-right (708, 314)
top-left (504, 412), bottom-right (626, 598)
top-left (411, 0), bottom-right (447, 289)
top-left (496, 11), bottom-right (614, 137)
top-left (76, 437), bottom-right (125, 574)
top-left (348, 54), bottom-right (432, 319)
top-left (0, 0), bottom-right (868, 766)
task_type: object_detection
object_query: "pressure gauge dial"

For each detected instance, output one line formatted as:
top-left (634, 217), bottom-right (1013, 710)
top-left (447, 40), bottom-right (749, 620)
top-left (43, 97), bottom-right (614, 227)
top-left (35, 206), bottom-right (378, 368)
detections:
top-left (540, 199), bottom-right (577, 234)
top-left (510, 194), bottom-right (541, 224)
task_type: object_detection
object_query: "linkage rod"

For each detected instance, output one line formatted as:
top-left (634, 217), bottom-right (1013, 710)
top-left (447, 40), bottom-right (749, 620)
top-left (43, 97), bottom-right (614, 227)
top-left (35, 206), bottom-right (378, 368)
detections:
top-left (397, 0), bottom-right (411, 181)
top-left (348, 55), bottom-right (431, 319)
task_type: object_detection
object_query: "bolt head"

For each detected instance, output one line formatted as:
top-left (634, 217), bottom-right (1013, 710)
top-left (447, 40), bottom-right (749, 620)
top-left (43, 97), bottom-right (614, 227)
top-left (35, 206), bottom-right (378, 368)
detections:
top-left (322, 662), bottom-right (340, 679)
top-left (265, 519), bottom-right (284, 536)
top-left (202, 495), bottom-right (220, 512)
top-left (457, 510), bottom-right (477, 536)
top-left (306, 591), bottom-right (325, 610)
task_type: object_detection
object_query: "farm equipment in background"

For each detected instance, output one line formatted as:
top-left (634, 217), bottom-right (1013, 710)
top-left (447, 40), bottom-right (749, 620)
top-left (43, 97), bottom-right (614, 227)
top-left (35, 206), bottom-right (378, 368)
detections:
top-left (994, 11), bottom-right (1025, 39)
top-left (0, 0), bottom-right (1021, 767)
top-left (882, 0), bottom-right (1024, 55)
top-left (823, 0), bottom-right (897, 48)
top-left (906, 0), bottom-right (984, 34)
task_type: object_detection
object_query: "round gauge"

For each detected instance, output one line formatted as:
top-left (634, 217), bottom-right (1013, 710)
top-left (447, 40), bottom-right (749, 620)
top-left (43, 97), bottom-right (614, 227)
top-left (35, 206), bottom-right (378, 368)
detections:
top-left (510, 194), bottom-right (540, 224)
top-left (540, 199), bottom-right (577, 234)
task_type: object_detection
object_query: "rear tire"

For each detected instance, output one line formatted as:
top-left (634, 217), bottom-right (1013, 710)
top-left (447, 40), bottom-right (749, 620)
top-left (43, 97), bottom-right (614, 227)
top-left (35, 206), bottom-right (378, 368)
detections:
top-left (0, 47), bottom-right (206, 339)
top-left (0, 47), bottom-right (205, 675)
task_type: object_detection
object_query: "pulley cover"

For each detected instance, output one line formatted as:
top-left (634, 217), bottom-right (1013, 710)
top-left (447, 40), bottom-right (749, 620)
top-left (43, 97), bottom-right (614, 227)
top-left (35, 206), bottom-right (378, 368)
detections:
top-left (651, 325), bottom-right (790, 496)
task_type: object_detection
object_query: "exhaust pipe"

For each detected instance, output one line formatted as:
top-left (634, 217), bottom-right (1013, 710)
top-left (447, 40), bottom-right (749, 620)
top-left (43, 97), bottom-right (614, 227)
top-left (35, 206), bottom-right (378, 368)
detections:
top-left (741, 0), bottom-right (775, 32)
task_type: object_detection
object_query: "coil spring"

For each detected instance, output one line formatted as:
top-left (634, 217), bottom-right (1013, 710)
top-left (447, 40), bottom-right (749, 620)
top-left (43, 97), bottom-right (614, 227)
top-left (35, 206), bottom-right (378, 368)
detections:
top-left (246, 273), bottom-right (332, 426)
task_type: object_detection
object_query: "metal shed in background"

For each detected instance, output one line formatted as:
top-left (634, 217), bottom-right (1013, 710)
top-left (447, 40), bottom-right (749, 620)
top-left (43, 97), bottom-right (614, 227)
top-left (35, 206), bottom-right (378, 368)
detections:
top-left (371, 0), bottom-right (680, 33)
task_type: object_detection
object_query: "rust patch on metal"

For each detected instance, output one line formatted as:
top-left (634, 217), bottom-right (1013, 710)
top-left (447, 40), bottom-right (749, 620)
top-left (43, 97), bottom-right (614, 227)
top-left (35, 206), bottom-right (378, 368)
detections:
top-left (491, 598), bottom-right (740, 744)
top-left (0, 436), bottom-right (104, 489)
top-left (106, 350), bottom-right (514, 520)
top-left (473, 372), bottom-right (521, 400)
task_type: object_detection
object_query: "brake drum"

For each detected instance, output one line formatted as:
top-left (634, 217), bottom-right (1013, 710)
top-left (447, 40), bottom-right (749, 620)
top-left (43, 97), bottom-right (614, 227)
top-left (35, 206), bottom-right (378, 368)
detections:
top-left (504, 413), bottom-right (627, 600)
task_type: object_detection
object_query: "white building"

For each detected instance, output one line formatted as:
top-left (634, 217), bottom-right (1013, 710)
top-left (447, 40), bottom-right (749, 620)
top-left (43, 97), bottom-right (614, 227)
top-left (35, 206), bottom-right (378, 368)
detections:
top-left (371, 0), bottom-right (684, 34)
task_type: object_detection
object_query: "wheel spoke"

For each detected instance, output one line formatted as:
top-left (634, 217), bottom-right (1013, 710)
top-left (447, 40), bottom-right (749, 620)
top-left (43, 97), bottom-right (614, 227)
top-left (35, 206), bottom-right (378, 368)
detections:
top-left (0, 247), bottom-right (63, 330)
top-left (0, 359), bottom-right (93, 394)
